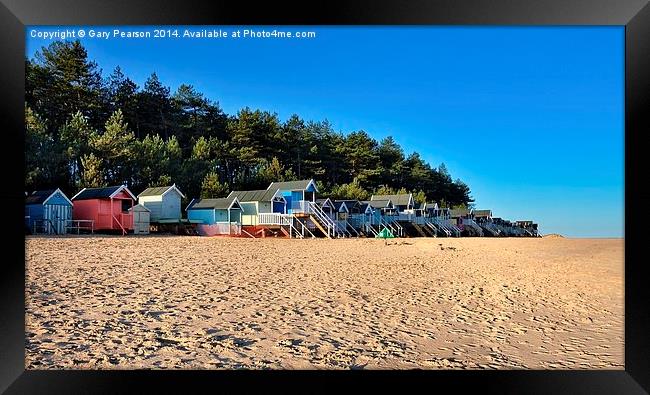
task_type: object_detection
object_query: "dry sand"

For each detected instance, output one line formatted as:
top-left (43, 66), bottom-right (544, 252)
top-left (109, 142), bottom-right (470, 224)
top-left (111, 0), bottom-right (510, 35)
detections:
top-left (25, 236), bottom-right (624, 370)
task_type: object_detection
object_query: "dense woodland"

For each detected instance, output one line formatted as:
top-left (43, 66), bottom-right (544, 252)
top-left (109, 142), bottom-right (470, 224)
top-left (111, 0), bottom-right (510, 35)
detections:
top-left (25, 40), bottom-right (474, 208)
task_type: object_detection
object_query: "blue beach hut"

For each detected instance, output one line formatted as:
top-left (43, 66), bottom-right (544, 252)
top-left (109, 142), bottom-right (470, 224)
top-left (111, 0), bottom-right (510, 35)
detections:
top-left (25, 188), bottom-right (73, 234)
top-left (267, 179), bottom-right (318, 214)
top-left (186, 196), bottom-right (243, 236)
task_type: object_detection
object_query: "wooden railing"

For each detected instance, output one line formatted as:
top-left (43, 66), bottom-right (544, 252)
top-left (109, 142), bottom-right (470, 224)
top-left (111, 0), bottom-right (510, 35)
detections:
top-left (65, 219), bottom-right (95, 234)
top-left (257, 213), bottom-right (293, 225)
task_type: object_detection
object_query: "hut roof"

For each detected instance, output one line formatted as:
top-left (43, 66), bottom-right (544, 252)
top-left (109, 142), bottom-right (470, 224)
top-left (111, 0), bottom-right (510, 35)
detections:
top-left (129, 204), bottom-right (151, 212)
top-left (187, 196), bottom-right (241, 210)
top-left (333, 201), bottom-right (349, 212)
top-left (71, 185), bottom-right (136, 201)
top-left (316, 198), bottom-right (335, 208)
top-left (424, 202), bottom-right (439, 210)
top-left (364, 199), bottom-right (393, 209)
top-left (336, 199), bottom-right (361, 209)
top-left (25, 188), bottom-right (73, 206)
top-left (358, 202), bottom-right (373, 214)
top-left (227, 188), bottom-right (283, 203)
top-left (450, 208), bottom-right (471, 218)
top-left (138, 184), bottom-right (185, 199)
top-left (25, 189), bottom-right (56, 204)
top-left (267, 179), bottom-right (318, 192)
top-left (370, 193), bottom-right (413, 206)
top-left (473, 209), bottom-right (492, 218)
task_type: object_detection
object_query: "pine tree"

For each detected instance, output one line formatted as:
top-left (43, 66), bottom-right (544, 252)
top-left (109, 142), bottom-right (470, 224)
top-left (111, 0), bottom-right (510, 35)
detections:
top-left (201, 172), bottom-right (229, 198)
top-left (27, 41), bottom-right (105, 134)
top-left (80, 153), bottom-right (105, 188)
top-left (413, 190), bottom-right (427, 204)
top-left (89, 109), bottom-right (136, 185)
top-left (108, 66), bottom-right (140, 137)
top-left (60, 111), bottom-right (95, 188)
top-left (330, 178), bottom-right (370, 200)
top-left (139, 72), bottom-right (172, 139)
top-left (25, 107), bottom-right (52, 189)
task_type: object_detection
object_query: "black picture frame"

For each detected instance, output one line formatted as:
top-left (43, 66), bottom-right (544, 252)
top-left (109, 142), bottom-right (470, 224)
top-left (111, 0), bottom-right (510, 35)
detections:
top-left (1, 0), bottom-right (648, 393)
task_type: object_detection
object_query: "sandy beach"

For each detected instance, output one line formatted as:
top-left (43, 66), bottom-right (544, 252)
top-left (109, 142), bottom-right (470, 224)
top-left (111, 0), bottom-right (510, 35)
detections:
top-left (25, 236), bottom-right (624, 369)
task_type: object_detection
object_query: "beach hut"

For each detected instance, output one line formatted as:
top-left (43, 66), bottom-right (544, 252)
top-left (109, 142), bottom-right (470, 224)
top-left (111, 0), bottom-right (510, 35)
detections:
top-left (130, 204), bottom-right (151, 235)
top-left (423, 202), bottom-right (439, 218)
top-left (332, 200), bottom-right (350, 225)
top-left (354, 201), bottom-right (375, 226)
top-left (186, 196), bottom-right (243, 236)
top-left (137, 184), bottom-right (186, 223)
top-left (71, 185), bottom-right (136, 235)
top-left (226, 188), bottom-right (286, 226)
top-left (473, 209), bottom-right (492, 220)
top-left (335, 200), bottom-right (365, 231)
top-left (364, 199), bottom-right (395, 218)
top-left (336, 200), bottom-right (363, 214)
top-left (25, 188), bottom-right (73, 235)
top-left (516, 220), bottom-right (536, 237)
top-left (370, 193), bottom-right (414, 213)
top-left (316, 198), bottom-right (336, 221)
top-left (450, 207), bottom-right (471, 223)
top-left (413, 202), bottom-right (425, 217)
top-left (267, 179), bottom-right (318, 214)
top-left (473, 209), bottom-right (499, 236)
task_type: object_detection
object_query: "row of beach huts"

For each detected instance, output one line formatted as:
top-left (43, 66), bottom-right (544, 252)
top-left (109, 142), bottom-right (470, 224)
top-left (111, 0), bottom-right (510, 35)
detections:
top-left (24, 179), bottom-right (540, 238)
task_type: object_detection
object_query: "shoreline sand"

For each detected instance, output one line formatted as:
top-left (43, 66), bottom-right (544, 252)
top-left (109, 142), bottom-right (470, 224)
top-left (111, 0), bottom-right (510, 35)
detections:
top-left (25, 236), bottom-right (623, 369)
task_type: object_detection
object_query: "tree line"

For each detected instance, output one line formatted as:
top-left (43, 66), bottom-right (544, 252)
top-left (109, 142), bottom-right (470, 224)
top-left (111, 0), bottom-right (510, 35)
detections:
top-left (25, 40), bottom-right (474, 208)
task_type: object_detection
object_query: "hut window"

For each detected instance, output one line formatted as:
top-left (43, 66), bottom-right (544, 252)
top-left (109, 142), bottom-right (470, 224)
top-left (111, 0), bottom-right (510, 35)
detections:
top-left (121, 199), bottom-right (131, 213)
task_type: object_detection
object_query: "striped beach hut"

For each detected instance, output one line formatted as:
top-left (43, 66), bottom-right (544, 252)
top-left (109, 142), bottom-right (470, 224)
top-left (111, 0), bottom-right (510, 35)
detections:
top-left (186, 196), bottom-right (243, 236)
top-left (25, 188), bottom-right (73, 234)
top-left (137, 184), bottom-right (186, 223)
top-left (71, 185), bottom-right (136, 235)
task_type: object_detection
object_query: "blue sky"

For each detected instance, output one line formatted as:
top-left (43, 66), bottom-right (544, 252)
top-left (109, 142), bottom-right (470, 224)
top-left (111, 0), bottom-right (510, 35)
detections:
top-left (26, 26), bottom-right (624, 237)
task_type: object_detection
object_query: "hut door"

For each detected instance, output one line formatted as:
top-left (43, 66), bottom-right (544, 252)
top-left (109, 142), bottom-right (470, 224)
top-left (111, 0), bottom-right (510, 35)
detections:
top-left (53, 206), bottom-right (61, 234)
top-left (52, 205), bottom-right (66, 234)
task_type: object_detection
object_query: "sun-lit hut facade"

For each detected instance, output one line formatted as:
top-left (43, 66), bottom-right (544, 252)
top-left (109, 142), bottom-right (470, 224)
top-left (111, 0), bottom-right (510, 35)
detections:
top-left (267, 179), bottom-right (318, 214)
top-left (129, 203), bottom-right (151, 235)
top-left (71, 185), bottom-right (136, 235)
top-left (186, 196), bottom-right (243, 236)
top-left (137, 184), bottom-right (186, 223)
top-left (226, 188), bottom-right (287, 226)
